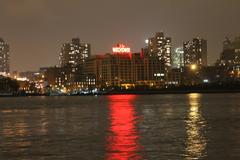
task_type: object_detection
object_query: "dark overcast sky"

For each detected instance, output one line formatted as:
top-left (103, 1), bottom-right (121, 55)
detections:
top-left (0, 0), bottom-right (240, 71)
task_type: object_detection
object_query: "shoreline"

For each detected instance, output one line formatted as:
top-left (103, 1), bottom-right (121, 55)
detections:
top-left (1, 89), bottom-right (240, 97)
top-left (103, 89), bottom-right (240, 95)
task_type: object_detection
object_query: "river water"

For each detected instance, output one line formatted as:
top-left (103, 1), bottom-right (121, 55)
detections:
top-left (0, 93), bottom-right (240, 159)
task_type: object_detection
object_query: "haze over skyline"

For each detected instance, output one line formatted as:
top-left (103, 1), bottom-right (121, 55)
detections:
top-left (0, 0), bottom-right (240, 71)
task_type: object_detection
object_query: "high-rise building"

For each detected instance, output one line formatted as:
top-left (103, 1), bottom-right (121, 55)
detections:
top-left (144, 32), bottom-right (172, 83)
top-left (145, 32), bottom-right (172, 67)
top-left (59, 38), bottom-right (90, 71)
top-left (183, 37), bottom-right (207, 67)
top-left (172, 47), bottom-right (184, 68)
top-left (0, 38), bottom-right (10, 75)
top-left (216, 37), bottom-right (240, 79)
top-left (219, 36), bottom-right (240, 66)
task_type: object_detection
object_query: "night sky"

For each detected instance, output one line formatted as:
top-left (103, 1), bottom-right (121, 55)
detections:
top-left (0, 0), bottom-right (240, 71)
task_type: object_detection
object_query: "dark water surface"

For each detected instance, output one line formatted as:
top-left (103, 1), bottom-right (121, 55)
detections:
top-left (0, 94), bottom-right (240, 160)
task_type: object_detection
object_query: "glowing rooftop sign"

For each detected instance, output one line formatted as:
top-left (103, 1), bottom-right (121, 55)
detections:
top-left (112, 43), bottom-right (131, 53)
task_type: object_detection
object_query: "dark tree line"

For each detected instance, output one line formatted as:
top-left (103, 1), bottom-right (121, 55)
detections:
top-left (0, 76), bottom-right (19, 93)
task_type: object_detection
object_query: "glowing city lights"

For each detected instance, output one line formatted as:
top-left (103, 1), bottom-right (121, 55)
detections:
top-left (190, 64), bottom-right (197, 71)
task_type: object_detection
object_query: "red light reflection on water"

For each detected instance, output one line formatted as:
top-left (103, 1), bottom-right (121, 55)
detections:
top-left (106, 95), bottom-right (141, 160)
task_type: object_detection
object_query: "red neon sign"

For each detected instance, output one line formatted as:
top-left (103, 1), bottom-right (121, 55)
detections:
top-left (112, 43), bottom-right (131, 53)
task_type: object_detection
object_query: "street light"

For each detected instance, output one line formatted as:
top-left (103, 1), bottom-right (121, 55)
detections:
top-left (145, 39), bottom-right (149, 44)
top-left (190, 64), bottom-right (197, 71)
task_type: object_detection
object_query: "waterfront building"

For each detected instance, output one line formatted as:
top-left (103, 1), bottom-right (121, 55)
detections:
top-left (141, 55), bottom-right (166, 87)
top-left (84, 43), bottom-right (167, 89)
top-left (45, 66), bottom-right (73, 93)
top-left (167, 68), bottom-right (182, 86)
top-left (45, 65), bottom-right (96, 93)
top-left (84, 55), bottom-right (104, 88)
top-left (183, 37), bottom-right (207, 67)
top-left (85, 44), bottom-right (142, 88)
top-left (101, 44), bottom-right (133, 87)
top-left (16, 71), bottom-right (46, 94)
top-left (0, 38), bottom-right (10, 75)
top-left (199, 66), bottom-right (229, 83)
top-left (131, 52), bottom-right (144, 84)
top-left (71, 73), bottom-right (96, 92)
top-left (214, 36), bottom-right (240, 80)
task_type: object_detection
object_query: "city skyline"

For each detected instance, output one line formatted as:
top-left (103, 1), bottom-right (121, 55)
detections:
top-left (0, 0), bottom-right (240, 71)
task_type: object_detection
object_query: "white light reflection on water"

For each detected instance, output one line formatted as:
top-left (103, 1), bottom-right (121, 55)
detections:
top-left (0, 109), bottom-right (32, 153)
top-left (185, 93), bottom-right (207, 159)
